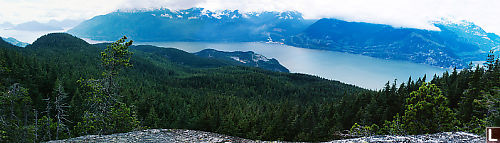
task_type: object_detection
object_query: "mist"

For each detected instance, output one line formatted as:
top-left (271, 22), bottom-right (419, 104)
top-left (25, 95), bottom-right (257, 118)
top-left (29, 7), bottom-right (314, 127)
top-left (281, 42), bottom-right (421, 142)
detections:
top-left (1, 0), bottom-right (499, 33)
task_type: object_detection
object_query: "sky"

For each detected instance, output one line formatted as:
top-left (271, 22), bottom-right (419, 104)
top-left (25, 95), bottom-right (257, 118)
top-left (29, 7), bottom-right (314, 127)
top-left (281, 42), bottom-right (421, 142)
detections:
top-left (0, 0), bottom-right (499, 33)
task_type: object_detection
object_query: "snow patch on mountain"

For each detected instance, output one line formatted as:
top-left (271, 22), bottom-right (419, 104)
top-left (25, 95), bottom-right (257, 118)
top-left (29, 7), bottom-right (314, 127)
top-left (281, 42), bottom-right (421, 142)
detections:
top-left (115, 7), bottom-right (302, 21)
top-left (252, 54), bottom-right (270, 62)
top-left (433, 17), bottom-right (500, 52)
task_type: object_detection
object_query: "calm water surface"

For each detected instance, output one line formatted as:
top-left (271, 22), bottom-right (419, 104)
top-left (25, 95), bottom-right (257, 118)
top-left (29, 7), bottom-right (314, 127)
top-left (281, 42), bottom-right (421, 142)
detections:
top-left (137, 42), bottom-right (447, 89)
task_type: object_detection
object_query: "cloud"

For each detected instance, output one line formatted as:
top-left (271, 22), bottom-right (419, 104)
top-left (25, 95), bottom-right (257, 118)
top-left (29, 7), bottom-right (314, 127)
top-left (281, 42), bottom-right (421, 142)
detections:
top-left (0, 0), bottom-right (499, 34)
top-left (120, 0), bottom-right (206, 10)
top-left (0, 0), bottom-right (122, 23)
top-left (195, 0), bottom-right (500, 32)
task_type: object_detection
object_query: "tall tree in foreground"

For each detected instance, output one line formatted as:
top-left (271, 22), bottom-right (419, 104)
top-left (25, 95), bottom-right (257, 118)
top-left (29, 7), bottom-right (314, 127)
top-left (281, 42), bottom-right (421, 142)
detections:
top-left (75, 36), bottom-right (139, 136)
top-left (481, 51), bottom-right (500, 127)
top-left (100, 36), bottom-right (133, 101)
top-left (53, 79), bottom-right (70, 140)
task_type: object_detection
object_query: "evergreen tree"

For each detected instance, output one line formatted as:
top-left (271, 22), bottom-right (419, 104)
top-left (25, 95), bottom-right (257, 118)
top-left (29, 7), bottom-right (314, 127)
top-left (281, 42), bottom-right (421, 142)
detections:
top-left (481, 51), bottom-right (500, 126)
top-left (382, 113), bottom-right (405, 135)
top-left (0, 83), bottom-right (34, 142)
top-left (53, 79), bottom-right (70, 140)
top-left (100, 36), bottom-right (133, 101)
top-left (401, 83), bottom-right (456, 134)
top-left (459, 65), bottom-right (486, 122)
top-left (42, 97), bottom-right (52, 141)
top-left (69, 87), bottom-right (83, 132)
top-left (75, 36), bottom-right (139, 136)
top-left (145, 106), bottom-right (160, 128)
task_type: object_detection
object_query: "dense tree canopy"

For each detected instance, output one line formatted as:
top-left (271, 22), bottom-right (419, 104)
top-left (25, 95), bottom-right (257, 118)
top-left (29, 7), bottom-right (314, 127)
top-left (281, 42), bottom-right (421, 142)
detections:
top-left (0, 33), bottom-right (498, 142)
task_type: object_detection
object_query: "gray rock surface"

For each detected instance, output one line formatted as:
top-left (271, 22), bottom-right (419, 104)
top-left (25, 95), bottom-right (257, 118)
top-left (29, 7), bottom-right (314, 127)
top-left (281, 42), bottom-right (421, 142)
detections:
top-left (47, 129), bottom-right (484, 143)
top-left (328, 132), bottom-right (485, 143)
top-left (47, 129), bottom-right (256, 143)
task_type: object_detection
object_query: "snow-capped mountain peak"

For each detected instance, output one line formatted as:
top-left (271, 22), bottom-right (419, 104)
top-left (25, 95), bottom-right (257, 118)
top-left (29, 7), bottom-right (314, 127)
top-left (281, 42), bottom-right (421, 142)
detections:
top-left (433, 17), bottom-right (499, 52)
top-left (114, 7), bottom-right (303, 21)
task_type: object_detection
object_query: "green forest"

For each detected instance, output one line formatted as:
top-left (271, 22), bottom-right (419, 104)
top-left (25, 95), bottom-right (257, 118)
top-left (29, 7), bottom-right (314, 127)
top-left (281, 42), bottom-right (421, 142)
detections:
top-left (0, 33), bottom-right (498, 142)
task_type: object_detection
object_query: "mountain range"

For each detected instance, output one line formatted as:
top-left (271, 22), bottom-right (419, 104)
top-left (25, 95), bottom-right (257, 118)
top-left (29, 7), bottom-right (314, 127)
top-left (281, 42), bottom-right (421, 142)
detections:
top-left (69, 8), bottom-right (313, 42)
top-left (10, 21), bottom-right (64, 31)
top-left (0, 22), bottom-right (14, 28)
top-left (65, 8), bottom-right (500, 68)
top-left (0, 19), bottom-right (82, 31)
top-left (287, 18), bottom-right (500, 68)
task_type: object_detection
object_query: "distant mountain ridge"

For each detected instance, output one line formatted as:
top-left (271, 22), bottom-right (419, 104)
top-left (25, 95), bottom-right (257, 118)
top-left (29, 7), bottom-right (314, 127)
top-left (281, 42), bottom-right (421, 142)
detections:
top-left (0, 36), bottom-right (19, 49)
top-left (433, 18), bottom-right (500, 53)
top-left (69, 7), bottom-right (312, 42)
top-left (0, 19), bottom-right (82, 31)
top-left (0, 37), bottom-right (29, 47)
top-left (287, 18), bottom-right (500, 68)
top-left (10, 21), bottom-right (63, 31)
top-left (0, 22), bottom-right (14, 28)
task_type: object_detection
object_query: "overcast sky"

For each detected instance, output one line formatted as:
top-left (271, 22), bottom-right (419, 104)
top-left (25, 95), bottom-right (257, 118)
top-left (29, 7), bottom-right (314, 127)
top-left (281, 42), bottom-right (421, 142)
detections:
top-left (0, 0), bottom-right (499, 33)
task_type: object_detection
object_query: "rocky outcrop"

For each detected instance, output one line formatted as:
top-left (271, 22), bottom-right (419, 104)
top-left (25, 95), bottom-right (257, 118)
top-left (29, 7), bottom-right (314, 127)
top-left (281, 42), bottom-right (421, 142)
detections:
top-left (328, 132), bottom-right (485, 143)
top-left (48, 129), bottom-right (485, 143)
top-left (47, 129), bottom-right (255, 143)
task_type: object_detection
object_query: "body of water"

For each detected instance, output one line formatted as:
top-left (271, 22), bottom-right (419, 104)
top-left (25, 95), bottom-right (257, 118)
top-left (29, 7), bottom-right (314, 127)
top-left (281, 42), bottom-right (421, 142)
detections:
top-left (137, 42), bottom-right (447, 89)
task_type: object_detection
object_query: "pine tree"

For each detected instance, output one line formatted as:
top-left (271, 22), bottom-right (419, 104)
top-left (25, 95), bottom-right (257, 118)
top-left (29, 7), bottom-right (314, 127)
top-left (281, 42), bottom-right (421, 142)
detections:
top-left (69, 87), bottom-right (83, 130)
top-left (459, 65), bottom-right (486, 122)
top-left (482, 51), bottom-right (500, 127)
top-left (382, 113), bottom-right (405, 135)
top-left (402, 83), bottom-right (456, 134)
top-left (42, 97), bottom-right (52, 141)
top-left (0, 83), bottom-right (34, 142)
top-left (145, 106), bottom-right (160, 128)
top-left (53, 79), bottom-right (70, 140)
top-left (75, 36), bottom-right (139, 136)
top-left (100, 36), bottom-right (133, 101)
top-left (33, 109), bottom-right (38, 142)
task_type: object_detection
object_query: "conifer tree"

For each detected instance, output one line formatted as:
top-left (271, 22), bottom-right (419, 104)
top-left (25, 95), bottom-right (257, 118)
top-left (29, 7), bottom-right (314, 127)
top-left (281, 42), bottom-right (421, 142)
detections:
top-left (0, 83), bottom-right (34, 142)
top-left (402, 83), bottom-right (456, 134)
top-left (42, 97), bottom-right (52, 141)
top-left (53, 79), bottom-right (70, 140)
top-left (481, 52), bottom-right (500, 126)
top-left (100, 36), bottom-right (133, 101)
top-left (145, 106), bottom-right (160, 128)
top-left (459, 65), bottom-right (486, 122)
top-left (75, 36), bottom-right (139, 136)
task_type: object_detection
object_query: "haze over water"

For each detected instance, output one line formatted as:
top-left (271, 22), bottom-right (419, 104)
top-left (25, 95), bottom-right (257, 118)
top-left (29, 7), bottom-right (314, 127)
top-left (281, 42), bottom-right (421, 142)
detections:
top-left (137, 42), bottom-right (447, 89)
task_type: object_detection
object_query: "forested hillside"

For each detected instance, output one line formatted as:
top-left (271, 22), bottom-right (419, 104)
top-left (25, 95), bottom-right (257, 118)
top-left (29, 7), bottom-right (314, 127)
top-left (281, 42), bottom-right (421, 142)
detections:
top-left (344, 55), bottom-right (499, 136)
top-left (0, 33), bottom-right (364, 142)
top-left (0, 33), bottom-right (498, 142)
top-left (194, 49), bottom-right (290, 72)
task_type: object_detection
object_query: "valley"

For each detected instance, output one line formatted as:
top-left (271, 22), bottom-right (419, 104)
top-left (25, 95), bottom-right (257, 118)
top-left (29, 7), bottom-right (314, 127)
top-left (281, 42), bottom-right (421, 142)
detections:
top-left (70, 8), bottom-right (500, 69)
top-left (136, 41), bottom-right (445, 89)
top-left (0, 3), bottom-right (499, 142)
